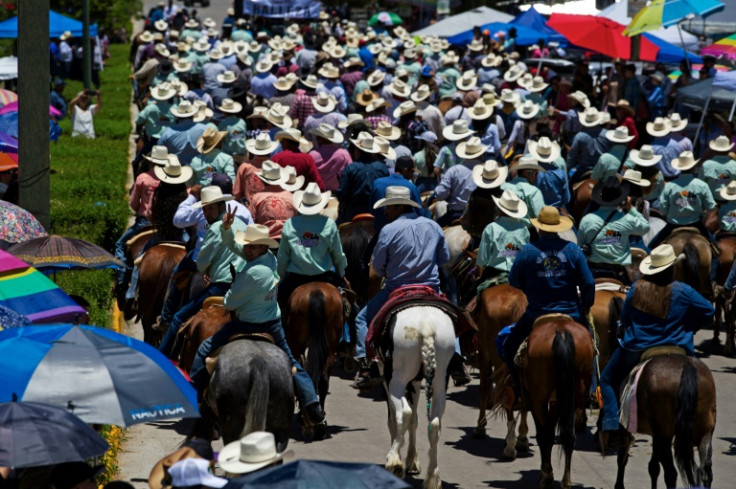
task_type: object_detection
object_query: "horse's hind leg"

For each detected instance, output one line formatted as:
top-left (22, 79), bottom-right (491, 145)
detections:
top-left (648, 442), bottom-right (661, 489)
top-left (698, 432), bottom-right (714, 488)
top-left (425, 366), bottom-right (448, 489)
top-left (516, 409), bottom-right (530, 452)
top-left (473, 347), bottom-right (491, 438)
top-left (614, 443), bottom-right (631, 489)
top-left (405, 380), bottom-right (422, 475)
top-left (503, 408), bottom-right (518, 460)
top-left (385, 380), bottom-right (410, 478)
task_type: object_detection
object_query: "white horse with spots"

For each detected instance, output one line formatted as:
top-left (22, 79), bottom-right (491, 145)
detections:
top-left (381, 305), bottom-right (455, 489)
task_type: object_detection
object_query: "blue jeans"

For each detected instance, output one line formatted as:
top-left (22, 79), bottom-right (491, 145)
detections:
top-left (159, 282), bottom-right (231, 358)
top-left (355, 289), bottom-right (390, 359)
top-left (115, 216), bottom-right (150, 285)
top-left (190, 318), bottom-right (319, 408)
top-left (726, 260), bottom-right (736, 291)
top-left (599, 347), bottom-right (642, 432)
top-left (160, 249), bottom-right (198, 325)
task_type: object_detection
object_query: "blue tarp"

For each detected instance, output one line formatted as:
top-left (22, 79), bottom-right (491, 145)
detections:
top-left (0, 10), bottom-right (98, 39)
top-left (511, 7), bottom-right (567, 46)
top-left (642, 32), bottom-right (703, 64)
top-left (448, 22), bottom-right (555, 47)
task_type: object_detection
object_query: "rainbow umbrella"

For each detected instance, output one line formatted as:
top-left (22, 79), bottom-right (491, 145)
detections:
top-left (0, 89), bottom-right (16, 107)
top-left (668, 63), bottom-right (730, 80)
top-left (624, 0), bottom-right (724, 36)
top-left (701, 33), bottom-right (736, 60)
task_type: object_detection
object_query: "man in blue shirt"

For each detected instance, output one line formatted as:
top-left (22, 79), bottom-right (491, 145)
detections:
top-left (336, 132), bottom-right (390, 223)
top-left (158, 101), bottom-right (208, 166)
top-left (369, 156), bottom-right (425, 233)
top-left (50, 78), bottom-right (67, 120)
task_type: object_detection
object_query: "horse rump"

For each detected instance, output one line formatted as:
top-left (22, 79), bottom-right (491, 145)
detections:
top-left (674, 360), bottom-right (699, 487)
top-left (552, 329), bottom-right (576, 452)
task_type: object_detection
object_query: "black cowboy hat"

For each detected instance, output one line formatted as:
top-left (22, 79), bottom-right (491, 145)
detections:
top-left (592, 176), bottom-right (630, 207)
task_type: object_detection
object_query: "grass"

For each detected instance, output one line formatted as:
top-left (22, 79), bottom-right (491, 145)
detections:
top-left (49, 43), bottom-right (131, 329)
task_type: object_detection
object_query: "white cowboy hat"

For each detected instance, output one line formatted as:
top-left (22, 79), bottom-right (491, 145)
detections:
top-left (203, 17), bottom-right (217, 29)
top-left (639, 244), bottom-right (684, 275)
top-left (373, 136), bottom-right (397, 160)
top-left (374, 185), bottom-right (421, 209)
top-left (530, 206), bottom-right (573, 233)
top-left (456, 136), bottom-right (488, 160)
top-left (516, 100), bottom-right (540, 120)
top-left (403, 47), bottom-right (418, 60)
top-left (154, 43), bottom-right (170, 58)
top-left (318, 63), bottom-right (340, 79)
top-left (503, 64), bottom-right (525, 83)
top-left (527, 76), bottom-right (548, 93)
top-left (329, 45), bottom-right (347, 59)
top-left (233, 225), bottom-right (279, 249)
top-left (393, 100), bottom-right (418, 119)
top-left (410, 84), bottom-right (432, 103)
top-left (606, 125), bottom-right (636, 144)
top-left (193, 38), bottom-right (210, 52)
top-left (389, 79), bottom-right (411, 99)
top-left (192, 101), bottom-right (213, 123)
top-left (467, 100), bottom-right (493, 121)
top-left (629, 145), bottom-right (663, 167)
top-left (578, 107), bottom-right (605, 127)
top-left (256, 160), bottom-right (287, 186)
top-left (517, 73), bottom-right (533, 90)
top-left (441, 53), bottom-right (459, 66)
top-left (266, 105), bottom-right (293, 129)
top-left (472, 160), bottom-right (508, 189)
top-left (456, 70), bottom-right (478, 91)
top-left (671, 151), bottom-right (697, 171)
top-left (467, 38), bottom-right (485, 52)
top-left (481, 54), bottom-right (502, 68)
top-left (150, 82), bottom-right (177, 101)
top-left (527, 137), bottom-right (561, 163)
top-left (170, 100), bottom-right (198, 118)
top-left (255, 59), bottom-right (273, 74)
top-left (350, 132), bottom-right (382, 154)
top-left (154, 154), bottom-right (193, 184)
top-left (622, 169), bottom-right (651, 187)
top-left (144, 145), bottom-right (171, 166)
top-left (169, 459), bottom-right (227, 488)
top-left (516, 154), bottom-right (545, 173)
top-left (208, 48), bottom-right (224, 60)
top-left (568, 90), bottom-right (590, 108)
top-left (669, 113), bottom-right (688, 132)
top-left (274, 128), bottom-right (303, 145)
top-left (246, 133), bottom-right (279, 156)
top-left (337, 113), bottom-right (365, 130)
top-left (499, 88), bottom-right (520, 107)
top-left (365, 97), bottom-right (390, 113)
top-left (367, 70), bottom-right (386, 87)
top-left (720, 180), bottom-right (736, 201)
top-left (710, 135), bottom-right (735, 152)
top-left (374, 121), bottom-right (401, 141)
top-left (193, 185), bottom-right (234, 208)
top-left (493, 189), bottom-right (528, 219)
top-left (343, 57), bottom-right (364, 68)
top-left (169, 78), bottom-right (188, 97)
top-left (310, 123), bottom-right (344, 144)
top-left (138, 31), bottom-right (153, 43)
top-left (216, 70), bottom-right (237, 84)
top-left (646, 117), bottom-right (672, 138)
top-left (184, 18), bottom-right (199, 29)
top-left (173, 57), bottom-right (192, 73)
top-left (311, 92), bottom-right (337, 113)
top-left (293, 182), bottom-right (332, 215)
top-left (442, 119), bottom-right (475, 142)
top-left (279, 166), bottom-right (305, 192)
top-left (219, 98), bottom-right (242, 114)
top-left (301, 74), bottom-right (320, 89)
top-left (273, 76), bottom-right (296, 91)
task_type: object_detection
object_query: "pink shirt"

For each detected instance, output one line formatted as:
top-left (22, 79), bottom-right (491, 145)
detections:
top-left (250, 190), bottom-right (297, 239)
top-left (130, 169), bottom-right (160, 220)
top-left (309, 144), bottom-right (352, 192)
top-left (233, 155), bottom-right (269, 205)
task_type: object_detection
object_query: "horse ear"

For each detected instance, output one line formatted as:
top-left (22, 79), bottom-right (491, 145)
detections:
top-left (230, 263), bottom-right (237, 282)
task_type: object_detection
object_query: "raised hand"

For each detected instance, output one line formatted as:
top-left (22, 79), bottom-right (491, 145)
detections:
top-left (222, 203), bottom-right (236, 230)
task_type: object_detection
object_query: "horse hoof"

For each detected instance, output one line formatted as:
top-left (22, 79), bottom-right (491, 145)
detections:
top-left (406, 461), bottom-right (421, 475)
top-left (515, 437), bottom-right (530, 452)
top-left (344, 356), bottom-right (357, 373)
top-left (472, 427), bottom-right (486, 439)
top-left (502, 446), bottom-right (517, 460)
top-left (386, 463), bottom-right (404, 478)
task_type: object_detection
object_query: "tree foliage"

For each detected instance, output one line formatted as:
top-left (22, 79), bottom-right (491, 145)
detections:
top-left (50, 0), bottom-right (142, 33)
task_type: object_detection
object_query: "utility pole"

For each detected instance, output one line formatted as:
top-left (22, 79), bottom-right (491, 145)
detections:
top-left (18, 0), bottom-right (50, 229)
top-left (82, 0), bottom-right (91, 88)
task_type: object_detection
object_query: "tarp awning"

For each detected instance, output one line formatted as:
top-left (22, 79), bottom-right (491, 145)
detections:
top-left (676, 78), bottom-right (736, 111)
top-left (411, 6), bottom-right (513, 38)
top-left (0, 10), bottom-right (98, 39)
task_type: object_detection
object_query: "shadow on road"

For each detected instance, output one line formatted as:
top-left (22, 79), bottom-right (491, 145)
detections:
top-left (487, 470), bottom-right (596, 489)
top-left (447, 383), bottom-right (479, 408)
top-left (721, 437), bottom-right (736, 456)
top-left (405, 474), bottom-right (460, 488)
top-left (149, 417), bottom-right (195, 436)
top-left (444, 426), bottom-right (534, 461)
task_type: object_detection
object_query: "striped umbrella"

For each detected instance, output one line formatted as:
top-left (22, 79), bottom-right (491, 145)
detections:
top-left (701, 33), bottom-right (736, 60)
top-left (668, 63), bottom-right (730, 81)
top-left (0, 89), bottom-right (17, 107)
top-left (7, 235), bottom-right (125, 271)
top-left (624, 0), bottom-right (724, 36)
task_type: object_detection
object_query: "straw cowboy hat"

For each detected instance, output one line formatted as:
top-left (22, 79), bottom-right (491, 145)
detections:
top-left (184, 18), bottom-right (199, 29)
top-left (393, 100), bottom-right (418, 119)
top-left (374, 185), bottom-right (421, 209)
top-left (318, 62), bottom-right (340, 79)
top-left (614, 99), bottom-right (634, 115)
top-left (256, 160), bottom-right (287, 186)
top-left (481, 54), bottom-right (502, 68)
top-left (671, 150), bottom-right (698, 171)
top-left (351, 131), bottom-right (383, 154)
top-left (493, 189), bottom-right (528, 219)
top-left (527, 76), bottom-right (548, 93)
top-left (622, 169), bottom-right (651, 187)
top-left (466, 100), bottom-right (492, 121)
top-left (606, 125), bottom-right (636, 144)
top-left (246, 133), bottom-right (279, 156)
top-left (669, 112), bottom-right (688, 132)
top-left (197, 127), bottom-right (228, 154)
top-left (266, 105), bottom-right (293, 129)
top-left (629, 145), bottom-right (662, 167)
top-left (173, 57), bottom-right (192, 73)
top-left (527, 137), bottom-right (561, 163)
top-left (170, 100), bottom-right (198, 118)
top-left (151, 82), bottom-right (177, 101)
top-left (338, 113), bottom-right (365, 130)
top-left (456, 70), bottom-right (478, 91)
top-left (255, 59), bottom-right (273, 74)
top-left (517, 73), bottom-right (534, 90)
top-left (531, 206), bottom-right (573, 233)
top-left (300, 74), bottom-right (320, 89)
top-left (456, 136), bottom-right (488, 160)
top-left (516, 100), bottom-right (540, 120)
top-left (168, 459), bottom-right (227, 489)
top-left (467, 38), bottom-right (485, 52)
top-left (219, 98), bottom-right (243, 114)
top-left (219, 432), bottom-right (292, 475)
top-left (275, 128), bottom-right (303, 144)
top-left (169, 78), bottom-right (188, 97)
top-left (293, 182), bottom-right (332, 215)
top-left (138, 31), bottom-right (153, 43)
top-left (646, 117), bottom-right (671, 138)
top-left (592, 176), bottom-right (630, 207)
top-left (193, 185), bottom-right (234, 208)
top-left (144, 145), bottom-right (171, 166)
top-left (472, 160), bottom-right (508, 189)
top-left (279, 166), bottom-right (305, 192)
top-left (720, 180), bottom-right (736, 201)
top-left (389, 79), bottom-right (411, 99)
top-left (568, 90), bottom-right (590, 108)
top-left (356, 89), bottom-right (378, 107)
top-left (578, 107), bottom-right (605, 127)
top-left (233, 225), bottom-right (279, 249)
top-left (343, 57), bottom-right (364, 69)
top-left (154, 155), bottom-right (193, 184)
top-left (410, 84), bottom-right (432, 103)
top-left (443, 119), bottom-right (475, 141)
top-left (367, 70), bottom-right (386, 87)
top-left (516, 154), bottom-right (545, 173)
top-left (312, 92), bottom-right (337, 113)
top-left (374, 121), bottom-right (402, 141)
top-left (203, 17), bottom-right (216, 28)
top-left (193, 101), bottom-right (213, 123)
top-left (310, 123), bottom-right (344, 144)
top-left (374, 136), bottom-right (397, 160)
top-left (365, 97), bottom-right (390, 113)
top-left (499, 88), bottom-right (521, 107)
top-left (710, 135), bottom-right (735, 152)
top-left (273, 76), bottom-right (296, 91)
top-left (217, 70), bottom-right (237, 84)
top-left (639, 244), bottom-right (684, 275)
top-left (441, 52), bottom-right (459, 66)
top-left (208, 48), bottom-right (224, 61)
top-left (503, 64), bottom-right (525, 83)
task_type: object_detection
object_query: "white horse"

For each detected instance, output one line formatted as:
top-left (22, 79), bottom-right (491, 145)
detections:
top-left (382, 305), bottom-right (455, 489)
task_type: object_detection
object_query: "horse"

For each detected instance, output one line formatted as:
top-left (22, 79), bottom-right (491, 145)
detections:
top-left (591, 279), bottom-right (627, 370)
top-left (569, 178), bottom-right (595, 225)
top-left (186, 339), bottom-right (295, 453)
top-left (663, 229), bottom-right (714, 301)
top-left (284, 282), bottom-right (344, 439)
top-left (381, 305), bottom-right (455, 489)
top-left (339, 217), bottom-right (374, 308)
top-left (176, 302), bottom-right (230, 373)
top-left (714, 234), bottom-right (736, 355)
top-left (612, 355), bottom-right (717, 489)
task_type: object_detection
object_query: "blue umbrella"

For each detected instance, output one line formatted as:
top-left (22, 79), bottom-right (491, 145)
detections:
top-left (642, 32), bottom-right (702, 63)
top-left (0, 324), bottom-right (199, 426)
top-left (0, 304), bottom-right (32, 329)
top-left (448, 22), bottom-right (555, 47)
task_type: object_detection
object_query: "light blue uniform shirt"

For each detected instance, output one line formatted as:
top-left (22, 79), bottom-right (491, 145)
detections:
top-left (158, 120), bottom-right (207, 166)
top-left (197, 219), bottom-right (247, 283)
top-left (501, 176), bottom-right (545, 218)
top-left (224, 248), bottom-right (281, 323)
top-left (699, 155), bottom-right (736, 201)
top-left (719, 200), bottom-right (736, 232)
top-left (477, 216), bottom-right (530, 272)
top-left (173, 195), bottom-right (252, 256)
top-left (577, 206), bottom-right (649, 265)
top-left (277, 215), bottom-right (348, 278)
top-left (217, 116), bottom-right (247, 156)
top-left (591, 145), bottom-right (626, 182)
top-left (188, 150), bottom-right (236, 186)
top-left (136, 100), bottom-right (174, 140)
top-left (659, 174), bottom-right (716, 225)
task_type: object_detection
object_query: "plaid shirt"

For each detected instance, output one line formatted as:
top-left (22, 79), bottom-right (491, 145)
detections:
top-left (365, 114), bottom-right (392, 130)
top-left (289, 90), bottom-right (317, 128)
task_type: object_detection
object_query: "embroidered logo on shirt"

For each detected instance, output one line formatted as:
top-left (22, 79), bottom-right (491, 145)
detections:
top-left (675, 190), bottom-right (697, 208)
top-left (499, 242), bottom-right (520, 258)
top-left (726, 211), bottom-right (736, 223)
top-left (535, 250), bottom-right (568, 278)
top-left (297, 231), bottom-right (319, 247)
top-left (598, 229), bottom-right (622, 245)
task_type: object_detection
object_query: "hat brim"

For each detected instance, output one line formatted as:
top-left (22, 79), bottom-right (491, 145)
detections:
top-left (527, 141), bottom-right (561, 163)
top-left (193, 195), bottom-right (234, 208)
top-left (472, 164), bottom-right (508, 189)
top-left (629, 151), bottom-right (662, 167)
top-left (393, 106), bottom-right (418, 119)
top-left (151, 90), bottom-right (177, 101)
top-left (605, 132), bottom-right (635, 144)
top-left (591, 180), bottom-right (630, 207)
top-left (720, 187), bottom-right (736, 200)
top-left (410, 92), bottom-right (430, 103)
top-left (154, 165), bottom-right (193, 184)
top-left (390, 87), bottom-right (411, 99)
top-left (639, 254), bottom-right (681, 275)
top-left (579, 115), bottom-right (604, 127)
top-left (516, 163), bottom-right (546, 173)
top-left (197, 131), bottom-right (227, 154)
top-left (233, 231), bottom-right (280, 249)
top-left (373, 197), bottom-right (421, 209)
top-left (219, 103), bottom-right (243, 114)
top-left (246, 140), bottom-right (279, 156)
top-left (516, 106), bottom-right (540, 120)
top-left (267, 115), bottom-right (294, 130)
top-left (293, 190), bottom-right (332, 215)
top-left (350, 139), bottom-right (381, 154)
top-left (468, 107), bottom-right (494, 121)
top-left (312, 101), bottom-right (337, 113)
top-left (171, 107), bottom-right (198, 118)
top-left (442, 128), bottom-right (475, 141)
top-left (645, 122), bottom-right (671, 138)
top-left (456, 144), bottom-right (489, 160)
top-left (530, 215), bottom-right (573, 233)
top-left (456, 78), bottom-right (478, 91)
top-left (669, 120), bottom-right (688, 132)
top-left (492, 195), bottom-right (528, 218)
top-left (528, 84), bottom-right (549, 93)
top-left (144, 154), bottom-right (169, 166)
top-left (709, 140), bottom-right (735, 152)
top-left (280, 175), bottom-right (305, 192)
top-left (671, 157), bottom-right (697, 172)
top-left (310, 128), bottom-right (344, 144)
top-left (374, 127), bottom-right (402, 141)
top-left (503, 71), bottom-right (523, 83)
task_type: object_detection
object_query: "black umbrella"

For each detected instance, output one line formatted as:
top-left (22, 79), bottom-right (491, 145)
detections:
top-left (0, 401), bottom-right (109, 468)
top-left (224, 460), bottom-right (411, 489)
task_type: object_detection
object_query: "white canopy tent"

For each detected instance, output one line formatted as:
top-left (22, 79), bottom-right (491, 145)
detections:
top-left (411, 6), bottom-right (513, 38)
top-left (520, 0), bottom-right (599, 16)
top-left (0, 57), bottom-right (17, 81)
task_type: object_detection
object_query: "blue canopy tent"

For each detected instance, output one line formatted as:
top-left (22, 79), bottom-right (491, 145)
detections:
top-left (447, 22), bottom-right (554, 47)
top-left (0, 10), bottom-right (98, 39)
top-left (642, 33), bottom-right (702, 64)
top-left (511, 7), bottom-right (567, 46)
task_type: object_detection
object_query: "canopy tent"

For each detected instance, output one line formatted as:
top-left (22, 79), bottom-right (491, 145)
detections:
top-left (519, 0), bottom-right (599, 16)
top-left (0, 57), bottom-right (16, 81)
top-left (447, 22), bottom-right (558, 47)
top-left (411, 6), bottom-right (513, 38)
top-left (644, 32), bottom-right (702, 63)
top-left (0, 10), bottom-right (98, 39)
top-left (511, 6), bottom-right (567, 45)
top-left (676, 78), bottom-right (736, 112)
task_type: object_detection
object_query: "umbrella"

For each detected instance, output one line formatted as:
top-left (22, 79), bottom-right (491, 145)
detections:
top-left (701, 33), bottom-right (736, 60)
top-left (547, 13), bottom-right (660, 61)
top-left (448, 21), bottom-right (558, 47)
top-left (0, 131), bottom-right (17, 153)
top-left (0, 151), bottom-right (16, 171)
top-left (0, 304), bottom-right (32, 329)
top-left (0, 250), bottom-right (87, 323)
top-left (0, 324), bottom-right (199, 426)
top-left (0, 201), bottom-right (47, 244)
top-left (0, 101), bottom-right (62, 117)
top-left (623, 0), bottom-right (724, 36)
top-left (0, 89), bottom-right (17, 107)
top-left (368, 12), bottom-right (402, 27)
top-left (668, 63), bottom-right (729, 81)
top-left (226, 460), bottom-right (411, 489)
top-left (0, 401), bottom-right (109, 468)
top-left (7, 235), bottom-right (125, 271)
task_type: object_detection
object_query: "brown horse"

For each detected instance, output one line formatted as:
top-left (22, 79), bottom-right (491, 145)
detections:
top-left (338, 217), bottom-right (374, 308)
top-left (714, 235), bottom-right (736, 355)
top-left (591, 279), bottom-right (627, 370)
top-left (523, 316), bottom-right (594, 489)
top-left (612, 355), bottom-right (717, 489)
top-left (176, 304), bottom-right (230, 373)
top-left (284, 282), bottom-right (344, 439)
top-left (569, 178), bottom-right (595, 224)
top-left (664, 229), bottom-right (714, 301)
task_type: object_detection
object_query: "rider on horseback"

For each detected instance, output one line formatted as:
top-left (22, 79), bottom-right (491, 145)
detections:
top-left (599, 244), bottom-right (714, 449)
top-left (500, 155), bottom-right (545, 219)
top-left (190, 218), bottom-right (327, 427)
top-left (502, 206), bottom-right (596, 397)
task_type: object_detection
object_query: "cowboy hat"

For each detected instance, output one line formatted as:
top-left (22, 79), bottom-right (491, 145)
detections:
top-left (301, 74), bottom-right (320, 89)
top-left (272, 76), bottom-right (296, 92)
top-left (410, 84), bottom-right (432, 103)
top-left (343, 57), bottom-right (364, 68)
top-left (197, 127), bottom-right (228, 154)
top-left (374, 121), bottom-right (401, 141)
top-left (203, 17), bottom-right (217, 28)
top-left (374, 185), bottom-right (421, 209)
top-left (193, 185), bottom-right (234, 208)
top-left (623, 169), bottom-right (651, 187)
top-left (367, 70), bottom-right (386, 87)
top-left (365, 97), bottom-right (390, 113)
top-left (710, 135), bottom-right (735, 152)
top-left (629, 145), bottom-right (662, 167)
top-left (393, 100), bottom-right (418, 119)
top-left (312, 92), bottom-right (337, 113)
top-left (150, 82), bottom-right (177, 101)
top-left (721, 180), bottom-right (736, 201)
top-left (503, 64), bottom-right (525, 83)
top-left (579, 107), bottom-right (605, 127)
top-left (168, 459), bottom-right (227, 488)
top-left (441, 52), bottom-right (459, 66)
top-left (144, 145), bottom-right (171, 166)
top-left (216, 70), bottom-right (237, 84)
top-left (606, 125), bottom-right (636, 144)
top-left (266, 105), bottom-right (293, 129)
top-left (154, 154), bottom-right (193, 184)
top-left (173, 57), bottom-right (192, 72)
top-left (614, 99), bottom-right (634, 116)
top-left (218, 98), bottom-right (242, 114)
top-left (568, 90), bottom-right (590, 108)
top-left (499, 88), bottom-right (521, 107)
top-left (592, 176), bottom-right (630, 207)
top-left (467, 38), bottom-right (485, 52)
top-left (527, 137), bottom-right (561, 163)
top-left (389, 79), bottom-right (411, 99)
top-left (639, 244), bottom-right (684, 275)
top-left (350, 131), bottom-right (383, 154)
top-left (516, 100), bottom-right (540, 120)
top-left (669, 113), bottom-right (688, 132)
top-left (493, 189), bottom-right (528, 219)
top-left (275, 128), bottom-right (303, 144)
top-left (481, 54), bottom-right (502, 68)
top-left (318, 63), bottom-right (340, 79)
top-left (338, 113), bottom-right (365, 130)
top-left (671, 150), bottom-right (697, 171)
top-left (255, 59), bottom-right (273, 74)
top-left (192, 101), bottom-right (213, 123)
top-left (154, 43), bottom-right (170, 58)
top-left (456, 71), bottom-right (478, 91)
top-left (233, 225), bottom-right (279, 249)
top-left (527, 76), bottom-right (548, 93)
top-left (279, 166), bottom-right (305, 192)
top-left (374, 136), bottom-right (397, 160)
top-left (456, 136), bottom-right (488, 160)
top-left (516, 154), bottom-right (545, 173)
top-left (310, 123), bottom-right (344, 144)
top-left (356, 89), bottom-right (378, 107)
top-left (517, 73), bottom-right (534, 90)
top-left (293, 182), bottom-right (332, 215)
top-left (530, 206), bottom-right (573, 233)
top-left (170, 100), bottom-right (198, 118)
top-left (246, 133), bottom-right (279, 156)
top-left (646, 117), bottom-right (671, 138)
top-left (184, 18), bottom-right (199, 29)
top-left (468, 99), bottom-right (493, 121)
top-left (472, 160), bottom-right (508, 189)
top-left (329, 45), bottom-right (348, 59)
top-left (193, 37), bottom-right (210, 52)
top-left (138, 31), bottom-right (153, 43)
top-left (255, 160), bottom-right (287, 187)
top-left (442, 119), bottom-right (475, 141)
top-left (208, 48), bottom-right (224, 60)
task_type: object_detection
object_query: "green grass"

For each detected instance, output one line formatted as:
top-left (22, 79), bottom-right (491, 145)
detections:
top-left (50, 43), bottom-right (132, 327)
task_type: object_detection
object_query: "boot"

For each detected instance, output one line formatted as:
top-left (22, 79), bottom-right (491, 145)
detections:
top-left (351, 358), bottom-right (383, 389)
top-left (448, 352), bottom-right (471, 387)
top-left (152, 315), bottom-right (169, 332)
top-left (304, 402), bottom-right (326, 426)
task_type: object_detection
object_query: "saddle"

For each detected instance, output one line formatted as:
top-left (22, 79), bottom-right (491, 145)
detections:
top-left (204, 332), bottom-right (276, 374)
top-left (202, 296), bottom-right (223, 310)
top-left (594, 278), bottom-right (629, 293)
top-left (365, 285), bottom-right (477, 360)
top-left (668, 226), bottom-right (721, 257)
top-left (571, 177), bottom-right (594, 193)
top-left (716, 231), bottom-right (736, 241)
top-left (133, 242), bottom-right (186, 267)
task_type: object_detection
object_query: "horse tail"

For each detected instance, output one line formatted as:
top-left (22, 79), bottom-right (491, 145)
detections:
top-left (674, 361), bottom-right (699, 487)
top-left (681, 241), bottom-right (704, 295)
top-left (552, 329), bottom-right (576, 452)
top-left (421, 328), bottom-right (437, 421)
top-left (243, 355), bottom-right (270, 434)
top-left (306, 289), bottom-right (328, 391)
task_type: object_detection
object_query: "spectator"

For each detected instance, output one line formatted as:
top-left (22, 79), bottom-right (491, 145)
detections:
top-left (70, 89), bottom-right (101, 139)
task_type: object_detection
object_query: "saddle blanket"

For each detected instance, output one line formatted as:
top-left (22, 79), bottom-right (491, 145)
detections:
top-left (366, 285), bottom-right (477, 359)
top-left (619, 359), bottom-right (651, 434)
